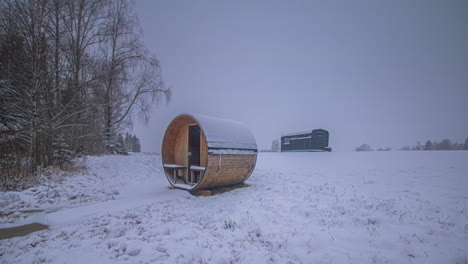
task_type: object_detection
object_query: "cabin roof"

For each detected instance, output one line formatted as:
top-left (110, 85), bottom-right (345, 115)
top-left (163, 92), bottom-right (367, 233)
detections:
top-left (281, 129), bottom-right (328, 138)
top-left (281, 130), bottom-right (313, 137)
top-left (184, 113), bottom-right (257, 153)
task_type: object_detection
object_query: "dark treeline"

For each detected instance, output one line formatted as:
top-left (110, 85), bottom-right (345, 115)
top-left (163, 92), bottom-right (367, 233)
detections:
top-left (124, 133), bottom-right (141, 153)
top-left (355, 137), bottom-right (468, 152)
top-left (401, 138), bottom-right (468, 151)
top-left (0, 0), bottom-right (169, 190)
top-left (100, 132), bottom-right (142, 155)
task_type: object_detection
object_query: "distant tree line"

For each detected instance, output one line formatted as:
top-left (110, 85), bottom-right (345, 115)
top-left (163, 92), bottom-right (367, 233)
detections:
top-left (355, 144), bottom-right (392, 152)
top-left (401, 138), bottom-right (468, 151)
top-left (104, 133), bottom-right (142, 155)
top-left (355, 137), bottom-right (468, 152)
top-left (0, 0), bottom-right (169, 190)
top-left (355, 144), bottom-right (373, 152)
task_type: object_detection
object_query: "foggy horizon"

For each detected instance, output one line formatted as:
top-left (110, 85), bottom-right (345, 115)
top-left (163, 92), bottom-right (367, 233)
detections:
top-left (134, 0), bottom-right (468, 152)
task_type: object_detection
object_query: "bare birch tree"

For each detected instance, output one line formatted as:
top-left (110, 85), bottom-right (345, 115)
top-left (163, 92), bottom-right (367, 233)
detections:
top-left (59, 0), bottom-right (106, 152)
top-left (96, 0), bottom-right (169, 153)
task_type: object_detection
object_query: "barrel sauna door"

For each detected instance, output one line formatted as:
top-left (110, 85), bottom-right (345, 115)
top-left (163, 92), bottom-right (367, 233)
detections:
top-left (188, 125), bottom-right (201, 166)
top-left (188, 125), bottom-right (201, 183)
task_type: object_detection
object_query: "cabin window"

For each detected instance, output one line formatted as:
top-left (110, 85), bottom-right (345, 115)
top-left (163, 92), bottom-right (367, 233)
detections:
top-left (284, 138), bottom-right (290, 144)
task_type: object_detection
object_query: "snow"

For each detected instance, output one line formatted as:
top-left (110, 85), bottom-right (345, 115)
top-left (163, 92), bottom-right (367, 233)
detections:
top-left (188, 113), bottom-right (257, 152)
top-left (1, 151), bottom-right (468, 263)
top-left (290, 136), bottom-right (312, 140)
top-left (189, 166), bottom-right (206, 171)
top-left (0, 123), bottom-right (8, 132)
top-left (172, 183), bottom-right (194, 190)
top-left (163, 164), bottom-right (186, 169)
top-left (281, 130), bottom-right (313, 137)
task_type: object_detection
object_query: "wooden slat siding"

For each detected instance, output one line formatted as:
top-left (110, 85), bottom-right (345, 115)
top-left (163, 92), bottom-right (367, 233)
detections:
top-left (162, 125), bottom-right (176, 164)
top-left (198, 154), bottom-right (220, 188)
top-left (242, 154), bottom-right (257, 182)
top-left (196, 154), bottom-right (256, 190)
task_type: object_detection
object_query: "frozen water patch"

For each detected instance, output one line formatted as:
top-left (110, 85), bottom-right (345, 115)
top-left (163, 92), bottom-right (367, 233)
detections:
top-left (0, 223), bottom-right (48, 240)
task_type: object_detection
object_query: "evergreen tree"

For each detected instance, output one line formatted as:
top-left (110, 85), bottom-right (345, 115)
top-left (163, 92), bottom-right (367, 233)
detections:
top-left (439, 139), bottom-right (452, 150)
top-left (104, 131), bottom-right (128, 155)
top-left (424, 140), bottom-right (432, 150)
top-left (122, 133), bottom-right (141, 152)
top-left (52, 135), bottom-right (74, 167)
top-left (115, 134), bottom-right (128, 155)
top-left (133, 135), bottom-right (141, 152)
top-left (464, 137), bottom-right (468, 150)
top-left (124, 133), bottom-right (133, 152)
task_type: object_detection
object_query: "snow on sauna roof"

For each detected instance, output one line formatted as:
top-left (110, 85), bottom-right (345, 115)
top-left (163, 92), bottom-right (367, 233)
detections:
top-left (187, 113), bottom-right (257, 154)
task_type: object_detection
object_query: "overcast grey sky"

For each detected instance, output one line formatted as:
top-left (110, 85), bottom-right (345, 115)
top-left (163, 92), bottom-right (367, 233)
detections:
top-left (134, 0), bottom-right (468, 152)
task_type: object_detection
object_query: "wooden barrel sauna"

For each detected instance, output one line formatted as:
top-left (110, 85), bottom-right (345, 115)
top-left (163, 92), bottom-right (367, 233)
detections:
top-left (161, 113), bottom-right (257, 191)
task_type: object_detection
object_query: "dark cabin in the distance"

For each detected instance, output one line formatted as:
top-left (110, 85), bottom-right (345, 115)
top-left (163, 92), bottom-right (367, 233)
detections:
top-left (281, 129), bottom-right (331, 152)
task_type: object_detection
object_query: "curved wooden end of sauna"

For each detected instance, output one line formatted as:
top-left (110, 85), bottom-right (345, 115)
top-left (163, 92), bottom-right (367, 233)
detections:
top-left (161, 114), bottom-right (257, 191)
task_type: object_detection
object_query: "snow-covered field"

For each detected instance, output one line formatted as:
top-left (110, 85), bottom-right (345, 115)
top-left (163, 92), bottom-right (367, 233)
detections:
top-left (1, 151), bottom-right (467, 264)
